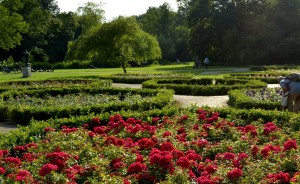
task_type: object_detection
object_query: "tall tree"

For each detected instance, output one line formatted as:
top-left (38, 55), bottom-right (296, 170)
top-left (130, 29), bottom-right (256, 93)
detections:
top-left (76, 2), bottom-right (104, 34)
top-left (0, 4), bottom-right (28, 50)
top-left (137, 2), bottom-right (190, 61)
top-left (65, 17), bottom-right (161, 73)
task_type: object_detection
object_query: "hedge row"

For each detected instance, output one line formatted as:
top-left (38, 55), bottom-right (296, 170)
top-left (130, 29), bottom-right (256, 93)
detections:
top-left (2, 105), bottom-right (300, 149)
top-left (98, 73), bottom-right (194, 84)
top-left (249, 65), bottom-right (298, 71)
top-left (0, 87), bottom-right (174, 125)
top-left (0, 79), bottom-right (112, 93)
top-left (228, 89), bottom-right (281, 110)
top-left (142, 78), bottom-right (267, 96)
top-left (209, 106), bottom-right (299, 130)
top-left (0, 106), bottom-right (179, 148)
top-left (225, 72), bottom-right (296, 84)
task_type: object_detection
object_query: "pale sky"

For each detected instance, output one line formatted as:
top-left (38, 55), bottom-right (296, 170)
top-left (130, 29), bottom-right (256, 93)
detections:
top-left (56, 0), bottom-right (178, 21)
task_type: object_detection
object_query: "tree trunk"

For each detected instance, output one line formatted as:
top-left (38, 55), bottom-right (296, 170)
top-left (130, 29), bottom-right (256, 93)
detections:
top-left (121, 64), bottom-right (127, 73)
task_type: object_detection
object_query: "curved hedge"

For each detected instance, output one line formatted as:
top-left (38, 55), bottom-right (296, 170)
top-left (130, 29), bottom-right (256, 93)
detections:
top-left (208, 106), bottom-right (297, 128)
top-left (0, 79), bottom-right (112, 93)
top-left (228, 89), bottom-right (281, 110)
top-left (98, 73), bottom-right (194, 84)
top-left (142, 78), bottom-right (267, 96)
top-left (0, 87), bottom-right (174, 125)
top-left (224, 72), bottom-right (294, 84)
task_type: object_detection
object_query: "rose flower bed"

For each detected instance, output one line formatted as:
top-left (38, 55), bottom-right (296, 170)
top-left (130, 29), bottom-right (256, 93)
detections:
top-left (0, 109), bottom-right (299, 183)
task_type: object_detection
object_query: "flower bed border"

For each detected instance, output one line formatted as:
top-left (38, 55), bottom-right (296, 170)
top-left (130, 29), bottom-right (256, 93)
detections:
top-left (142, 78), bottom-right (267, 96)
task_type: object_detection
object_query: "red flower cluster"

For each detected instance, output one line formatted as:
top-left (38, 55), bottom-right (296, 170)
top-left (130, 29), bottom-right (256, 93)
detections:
top-left (39, 164), bottom-right (58, 176)
top-left (283, 139), bottom-right (298, 151)
top-left (227, 168), bottom-right (243, 180)
top-left (266, 172), bottom-right (290, 183)
top-left (46, 151), bottom-right (70, 169)
top-left (127, 162), bottom-right (147, 174)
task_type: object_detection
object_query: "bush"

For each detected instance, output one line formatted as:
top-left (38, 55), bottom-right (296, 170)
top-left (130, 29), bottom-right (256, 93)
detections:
top-left (0, 86), bottom-right (174, 125)
top-left (142, 78), bottom-right (267, 96)
top-left (228, 89), bottom-right (282, 110)
top-left (99, 73), bottom-right (194, 84)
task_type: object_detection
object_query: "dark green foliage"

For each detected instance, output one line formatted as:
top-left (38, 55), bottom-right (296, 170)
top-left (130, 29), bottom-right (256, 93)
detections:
top-left (0, 85), bottom-right (174, 125)
top-left (228, 89), bottom-right (281, 110)
top-left (99, 73), bottom-right (194, 84)
top-left (142, 78), bottom-right (267, 95)
top-left (0, 106), bottom-right (178, 148)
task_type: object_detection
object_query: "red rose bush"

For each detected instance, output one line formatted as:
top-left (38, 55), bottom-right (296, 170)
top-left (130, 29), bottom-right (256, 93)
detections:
top-left (0, 109), bottom-right (299, 183)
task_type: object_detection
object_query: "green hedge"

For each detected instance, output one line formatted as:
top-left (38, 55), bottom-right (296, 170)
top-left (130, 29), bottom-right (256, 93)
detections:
top-left (0, 87), bottom-right (174, 125)
top-left (0, 79), bottom-right (112, 93)
top-left (249, 65), bottom-right (298, 71)
top-left (224, 72), bottom-right (296, 84)
top-left (207, 106), bottom-right (298, 129)
top-left (142, 78), bottom-right (267, 96)
top-left (0, 106), bottom-right (179, 148)
top-left (2, 105), bottom-right (300, 149)
top-left (228, 89), bottom-right (281, 110)
top-left (98, 73), bottom-right (194, 84)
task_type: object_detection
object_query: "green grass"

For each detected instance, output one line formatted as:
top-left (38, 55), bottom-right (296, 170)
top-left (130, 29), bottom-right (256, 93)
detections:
top-left (0, 63), bottom-right (251, 82)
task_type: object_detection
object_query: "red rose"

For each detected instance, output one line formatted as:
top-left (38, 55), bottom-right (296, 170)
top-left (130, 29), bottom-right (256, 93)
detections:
top-left (283, 139), bottom-right (298, 151)
top-left (176, 157), bottom-right (190, 169)
top-left (127, 162), bottom-right (147, 174)
top-left (39, 164), bottom-right (58, 176)
top-left (227, 168), bottom-right (243, 180)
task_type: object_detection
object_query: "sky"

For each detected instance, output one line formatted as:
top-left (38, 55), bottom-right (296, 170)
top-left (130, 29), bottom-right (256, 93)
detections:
top-left (56, 0), bottom-right (178, 21)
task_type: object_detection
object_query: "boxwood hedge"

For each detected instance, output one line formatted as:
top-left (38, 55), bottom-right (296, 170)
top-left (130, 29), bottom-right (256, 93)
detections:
top-left (98, 73), bottom-right (194, 84)
top-left (142, 78), bottom-right (267, 96)
top-left (0, 86), bottom-right (174, 125)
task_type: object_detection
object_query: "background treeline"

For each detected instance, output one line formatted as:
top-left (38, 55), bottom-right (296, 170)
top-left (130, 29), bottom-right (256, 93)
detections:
top-left (1, 0), bottom-right (300, 68)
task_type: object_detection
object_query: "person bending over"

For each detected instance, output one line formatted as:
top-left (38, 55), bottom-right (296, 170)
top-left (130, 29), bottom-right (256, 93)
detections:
top-left (278, 76), bottom-right (300, 113)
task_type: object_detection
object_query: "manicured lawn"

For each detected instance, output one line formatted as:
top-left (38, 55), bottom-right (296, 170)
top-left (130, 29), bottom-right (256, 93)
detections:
top-left (0, 63), bottom-right (251, 82)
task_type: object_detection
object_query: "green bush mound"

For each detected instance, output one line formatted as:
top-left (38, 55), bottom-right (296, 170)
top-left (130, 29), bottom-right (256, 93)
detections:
top-left (228, 88), bottom-right (282, 110)
top-left (0, 87), bottom-right (174, 125)
top-left (98, 73), bottom-right (194, 84)
top-left (142, 78), bottom-right (267, 96)
top-left (0, 79), bottom-right (112, 93)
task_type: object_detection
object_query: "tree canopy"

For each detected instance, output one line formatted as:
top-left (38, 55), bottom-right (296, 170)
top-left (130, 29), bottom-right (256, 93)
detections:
top-left (65, 17), bottom-right (161, 73)
top-left (0, 4), bottom-right (28, 50)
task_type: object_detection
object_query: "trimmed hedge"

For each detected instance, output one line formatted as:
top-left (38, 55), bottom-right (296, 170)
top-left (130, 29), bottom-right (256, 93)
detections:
top-left (249, 65), bottom-right (298, 71)
top-left (98, 73), bottom-right (194, 84)
top-left (0, 87), bottom-right (174, 125)
top-left (2, 105), bottom-right (300, 149)
top-left (228, 89), bottom-right (281, 110)
top-left (224, 72), bottom-right (296, 84)
top-left (142, 78), bottom-right (267, 96)
top-left (0, 106), bottom-right (179, 148)
top-left (0, 79), bottom-right (112, 93)
top-left (208, 106), bottom-right (298, 129)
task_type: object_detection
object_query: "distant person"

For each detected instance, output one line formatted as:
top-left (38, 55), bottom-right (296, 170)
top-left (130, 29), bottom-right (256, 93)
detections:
top-left (204, 57), bottom-right (210, 69)
top-left (177, 58), bottom-right (180, 63)
top-left (278, 76), bottom-right (300, 113)
top-left (194, 56), bottom-right (201, 69)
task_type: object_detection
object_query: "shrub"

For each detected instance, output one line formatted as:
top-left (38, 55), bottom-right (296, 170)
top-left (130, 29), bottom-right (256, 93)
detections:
top-left (143, 79), bottom-right (267, 96)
